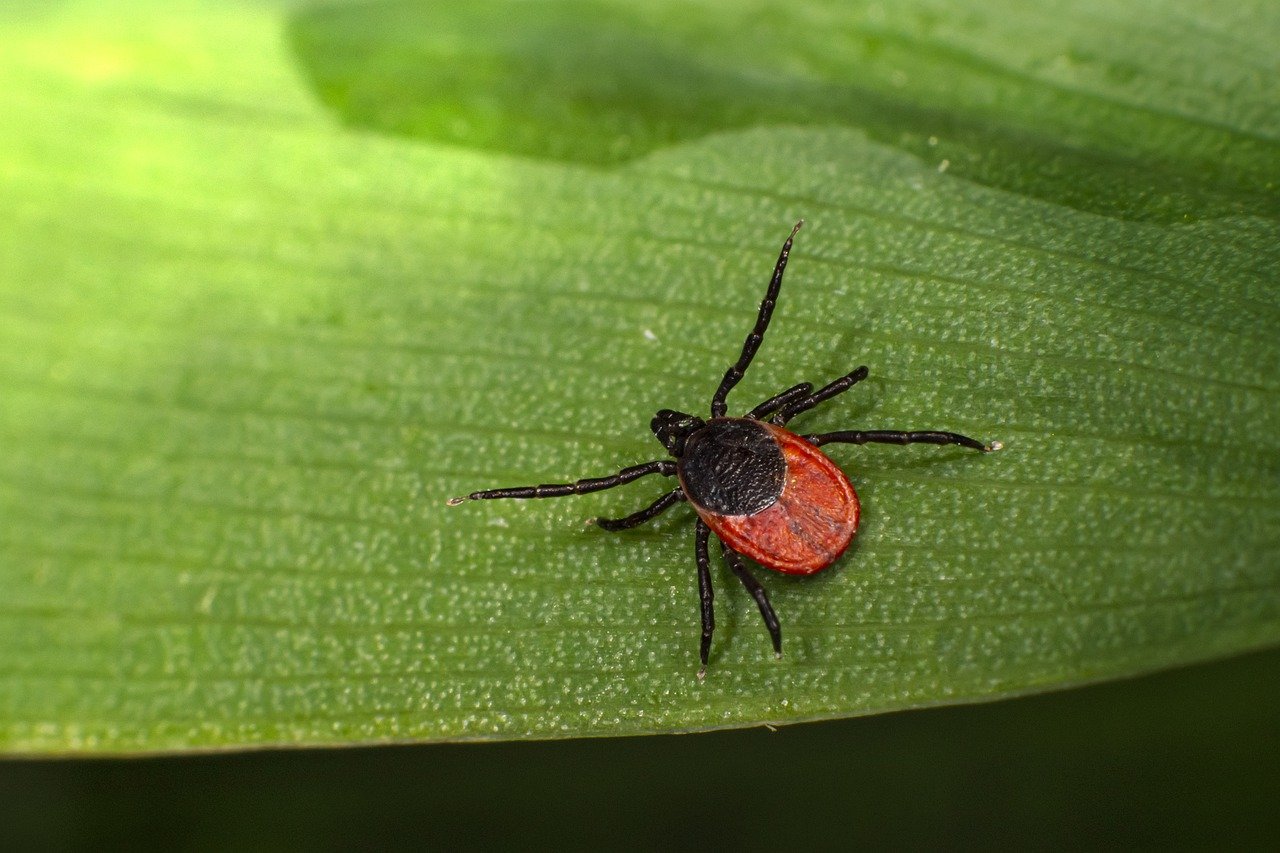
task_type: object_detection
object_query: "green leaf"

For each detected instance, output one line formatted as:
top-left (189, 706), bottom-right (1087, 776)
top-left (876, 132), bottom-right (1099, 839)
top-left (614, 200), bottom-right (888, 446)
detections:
top-left (0, 0), bottom-right (1276, 753)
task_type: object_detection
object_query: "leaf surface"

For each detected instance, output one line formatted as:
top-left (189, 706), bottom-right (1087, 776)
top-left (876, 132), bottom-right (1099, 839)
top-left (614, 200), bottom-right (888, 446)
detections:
top-left (0, 0), bottom-right (1277, 752)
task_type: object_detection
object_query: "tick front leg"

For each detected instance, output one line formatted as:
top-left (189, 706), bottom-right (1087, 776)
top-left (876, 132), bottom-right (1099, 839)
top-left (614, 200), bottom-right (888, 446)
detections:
top-left (772, 366), bottom-right (869, 425)
top-left (592, 489), bottom-right (685, 531)
top-left (710, 220), bottom-right (804, 418)
top-left (746, 382), bottom-right (813, 420)
top-left (721, 544), bottom-right (782, 658)
top-left (805, 429), bottom-right (998, 453)
top-left (695, 519), bottom-right (714, 680)
top-left (447, 460), bottom-right (677, 504)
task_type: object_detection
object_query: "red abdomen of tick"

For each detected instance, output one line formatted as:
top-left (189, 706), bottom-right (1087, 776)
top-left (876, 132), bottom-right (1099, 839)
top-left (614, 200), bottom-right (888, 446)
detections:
top-left (679, 419), bottom-right (860, 576)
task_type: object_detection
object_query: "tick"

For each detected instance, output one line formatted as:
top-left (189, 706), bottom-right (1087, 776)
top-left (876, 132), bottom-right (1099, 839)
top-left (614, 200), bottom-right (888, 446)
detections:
top-left (448, 220), bottom-right (1000, 676)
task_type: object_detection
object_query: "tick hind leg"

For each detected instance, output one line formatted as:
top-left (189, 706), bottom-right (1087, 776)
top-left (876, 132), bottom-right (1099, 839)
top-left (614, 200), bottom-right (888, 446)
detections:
top-left (695, 519), bottom-right (714, 680)
top-left (721, 544), bottom-right (782, 658)
top-left (593, 489), bottom-right (685, 531)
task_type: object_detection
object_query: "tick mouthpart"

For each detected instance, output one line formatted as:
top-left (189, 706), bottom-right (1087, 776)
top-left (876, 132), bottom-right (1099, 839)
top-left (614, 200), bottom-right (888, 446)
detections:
top-left (696, 665), bottom-right (707, 681)
top-left (985, 440), bottom-right (1004, 453)
top-left (446, 496), bottom-right (467, 506)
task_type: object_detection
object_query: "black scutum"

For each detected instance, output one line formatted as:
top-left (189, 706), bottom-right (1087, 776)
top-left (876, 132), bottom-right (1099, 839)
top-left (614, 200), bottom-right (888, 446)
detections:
top-left (679, 419), bottom-right (785, 516)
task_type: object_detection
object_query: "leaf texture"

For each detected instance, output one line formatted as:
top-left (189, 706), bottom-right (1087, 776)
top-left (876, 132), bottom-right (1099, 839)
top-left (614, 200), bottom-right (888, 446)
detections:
top-left (0, 0), bottom-right (1277, 752)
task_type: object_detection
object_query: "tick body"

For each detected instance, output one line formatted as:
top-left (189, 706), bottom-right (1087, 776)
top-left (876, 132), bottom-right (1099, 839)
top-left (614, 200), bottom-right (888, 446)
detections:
top-left (678, 418), bottom-right (859, 576)
top-left (449, 220), bottom-right (999, 676)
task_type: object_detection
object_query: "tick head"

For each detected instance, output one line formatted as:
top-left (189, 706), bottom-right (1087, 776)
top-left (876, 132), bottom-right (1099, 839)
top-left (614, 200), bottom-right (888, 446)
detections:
top-left (650, 409), bottom-right (705, 457)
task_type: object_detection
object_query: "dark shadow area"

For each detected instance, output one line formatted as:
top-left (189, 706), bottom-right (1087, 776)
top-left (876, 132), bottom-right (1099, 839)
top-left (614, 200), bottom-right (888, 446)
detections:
top-left (3, 646), bottom-right (1278, 849)
top-left (288, 0), bottom-right (1278, 223)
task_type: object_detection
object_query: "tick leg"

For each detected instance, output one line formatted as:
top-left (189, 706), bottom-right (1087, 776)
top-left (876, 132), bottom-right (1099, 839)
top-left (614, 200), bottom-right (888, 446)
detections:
top-left (594, 489), bottom-right (685, 531)
top-left (447, 460), bottom-right (676, 505)
top-left (721, 544), bottom-right (782, 658)
top-left (710, 220), bottom-right (805, 418)
top-left (746, 382), bottom-right (813, 420)
top-left (695, 519), bottom-right (714, 679)
top-left (805, 429), bottom-right (996, 453)
top-left (772, 366), bottom-right (869, 425)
